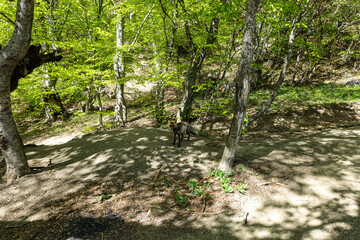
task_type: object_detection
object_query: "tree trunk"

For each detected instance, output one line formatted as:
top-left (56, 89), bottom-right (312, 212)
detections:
top-left (42, 73), bottom-right (68, 123)
top-left (179, 16), bottom-right (220, 121)
top-left (0, 0), bottom-right (34, 183)
top-left (114, 83), bottom-right (127, 126)
top-left (42, 0), bottom-right (67, 123)
top-left (95, 86), bottom-right (105, 130)
top-left (179, 59), bottom-right (203, 120)
top-left (218, 0), bottom-right (260, 172)
top-left (246, 22), bottom-right (297, 128)
top-left (114, 15), bottom-right (127, 126)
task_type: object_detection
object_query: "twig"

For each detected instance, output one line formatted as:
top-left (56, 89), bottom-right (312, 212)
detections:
top-left (199, 176), bottom-right (210, 183)
top-left (0, 12), bottom-right (15, 25)
top-left (56, 222), bottom-right (63, 232)
top-left (153, 166), bottom-right (163, 182)
top-left (202, 197), bottom-right (206, 213)
top-left (175, 210), bottom-right (227, 215)
top-left (244, 212), bottom-right (249, 225)
top-left (257, 182), bottom-right (289, 188)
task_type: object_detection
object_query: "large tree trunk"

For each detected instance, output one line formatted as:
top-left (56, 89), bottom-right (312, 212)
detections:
top-left (0, 0), bottom-right (34, 183)
top-left (218, 0), bottom-right (260, 172)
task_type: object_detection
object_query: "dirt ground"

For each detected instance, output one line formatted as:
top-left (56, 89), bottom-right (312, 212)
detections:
top-left (1, 103), bottom-right (360, 240)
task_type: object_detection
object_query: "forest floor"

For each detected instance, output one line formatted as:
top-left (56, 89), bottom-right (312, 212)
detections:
top-left (1, 101), bottom-right (360, 239)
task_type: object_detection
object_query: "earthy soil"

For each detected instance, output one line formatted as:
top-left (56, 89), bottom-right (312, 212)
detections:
top-left (1, 102), bottom-right (360, 240)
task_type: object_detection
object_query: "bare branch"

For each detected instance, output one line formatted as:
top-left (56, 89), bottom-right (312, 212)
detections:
top-left (131, 4), bottom-right (155, 45)
top-left (0, 12), bottom-right (15, 25)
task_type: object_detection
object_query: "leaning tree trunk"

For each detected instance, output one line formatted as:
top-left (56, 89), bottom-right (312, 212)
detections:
top-left (0, 0), bottom-right (34, 183)
top-left (246, 22), bottom-right (297, 128)
top-left (218, 0), bottom-right (260, 172)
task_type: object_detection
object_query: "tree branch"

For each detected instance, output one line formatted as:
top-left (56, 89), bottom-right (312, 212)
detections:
top-left (10, 45), bottom-right (63, 92)
top-left (0, 12), bottom-right (15, 25)
top-left (131, 4), bottom-right (155, 45)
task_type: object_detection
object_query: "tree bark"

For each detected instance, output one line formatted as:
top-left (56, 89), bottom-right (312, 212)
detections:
top-left (218, 0), bottom-right (260, 172)
top-left (0, 0), bottom-right (34, 183)
top-left (114, 14), bottom-right (127, 126)
top-left (113, 5), bottom-right (154, 126)
top-left (9, 44), bottom-right (62, 93)
top-left (179, 16), bottom-right (220, 121)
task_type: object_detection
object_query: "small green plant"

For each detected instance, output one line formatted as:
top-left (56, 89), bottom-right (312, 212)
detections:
top-left (264, 170), bottom-right (270, 174)
top-left (187, 179), bottom-right (207, 196)
top-left (238, 164), bottom-right (246, 172)
top-left (163, 178), bottom-right (171, 187)
top-left (173, 188), bottom-right (186, 207)
top-left (209, 170), bottom-right (234, 193)
top-left (98, 194), bottom-right (112, 201)
top-left (235, 184), bottom-right (248, 194)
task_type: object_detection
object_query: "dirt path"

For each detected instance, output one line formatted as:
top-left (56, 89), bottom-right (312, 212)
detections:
top-left (0, 126), bottom-right (359, 239)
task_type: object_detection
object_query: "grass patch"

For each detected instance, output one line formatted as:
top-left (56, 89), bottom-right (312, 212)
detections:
top-left (249, 84), bottom-right (360, 112)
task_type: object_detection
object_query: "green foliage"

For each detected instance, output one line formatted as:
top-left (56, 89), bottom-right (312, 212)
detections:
top-left (98, 194), bottom-right (112, 201)
top-left (173, 188), bottom-right (186, 208)
top-left (186, 179), bottom-right (210, 197)
top-left (163, 178), bottom-right (171, 187)
top-left (235, 184), bottom-right (248, 194)
top-left (209, 170), bottom-right (234, 193)
top-left (193, 97), bottom-right (234, 120)
top-left (238, 164), bottom-right (246, 172)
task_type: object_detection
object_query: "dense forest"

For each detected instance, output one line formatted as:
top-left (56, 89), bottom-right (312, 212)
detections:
top-left (0, 0), bottom-right (360, 239)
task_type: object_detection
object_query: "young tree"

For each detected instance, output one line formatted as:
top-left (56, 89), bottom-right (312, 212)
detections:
top-left (0, 0), bottom-right (34, 183)
top-left (41, 0), bottom-right (68, 123)
top-left (113, 2), bottom-right (154, 126)
top-left (218, 0), bottom-right (261, 172)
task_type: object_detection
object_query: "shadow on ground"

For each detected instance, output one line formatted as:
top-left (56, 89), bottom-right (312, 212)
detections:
top-left (0, 127), bottom-right (359, 239)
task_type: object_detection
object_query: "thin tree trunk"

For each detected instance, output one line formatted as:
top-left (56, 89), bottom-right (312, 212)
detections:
top-left (218, 0), bottom-right (260, 172)
top-left (0, 0), bottom-right (34, 183)
top-left (179, 16), bottom-right (220, 120)
top-left (114, 14), bottom-right (127, 126)
top-left (42, 0), bottom-right (67, 123)
top-left (95, 86), bottom-right (105, 130)
top-left (113, 6), bottom-right (154, 126)
top-left (246, 22), bottom-right (297, 128)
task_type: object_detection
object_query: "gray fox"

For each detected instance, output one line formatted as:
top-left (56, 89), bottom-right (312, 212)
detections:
top-left (169, 121), bottom-right (196, 147)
